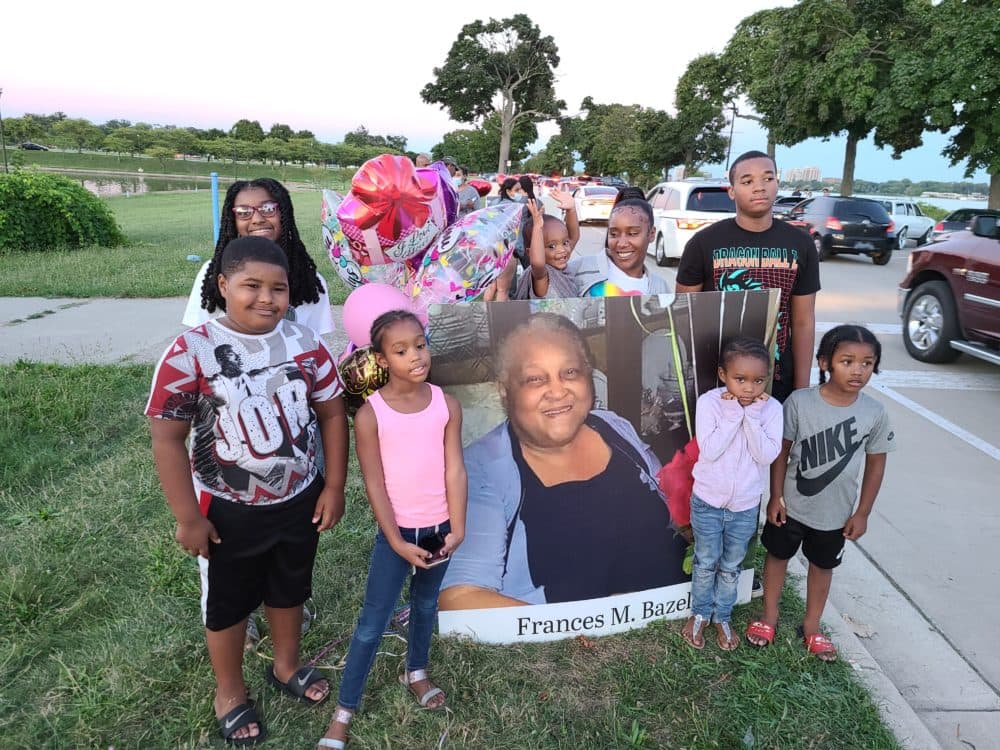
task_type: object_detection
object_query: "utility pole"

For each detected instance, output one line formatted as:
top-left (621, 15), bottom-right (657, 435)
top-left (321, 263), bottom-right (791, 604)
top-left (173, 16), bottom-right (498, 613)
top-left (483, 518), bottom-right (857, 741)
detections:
top-left (724, 103), bottom-right (737, 173)
top-left (0, 88), bottom-right (9, 174)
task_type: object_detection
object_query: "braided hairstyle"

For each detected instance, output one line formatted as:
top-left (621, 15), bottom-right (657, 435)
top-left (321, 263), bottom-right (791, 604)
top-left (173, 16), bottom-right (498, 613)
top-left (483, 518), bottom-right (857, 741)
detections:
top-left (816, 324), bottom-right (882, 384)
top-left (199, 178), bottom-right (324, 314)
top-left (370, 309), bottom-right (424, 354)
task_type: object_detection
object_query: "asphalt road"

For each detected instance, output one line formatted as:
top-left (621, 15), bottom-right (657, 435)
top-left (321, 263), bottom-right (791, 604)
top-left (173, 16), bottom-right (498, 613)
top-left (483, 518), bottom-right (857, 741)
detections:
top-left (571, 219), bottom-right (1000, 748)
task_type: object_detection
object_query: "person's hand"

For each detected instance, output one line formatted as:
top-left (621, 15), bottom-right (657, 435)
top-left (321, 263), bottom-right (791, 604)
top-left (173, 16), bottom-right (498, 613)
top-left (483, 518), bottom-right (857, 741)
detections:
top-left (442, 529), bottom-right (465, 556)
top-left (483, 256), bottom-right (516, 301)
top-left (313, 485), bottom-right (345, 532)
top-left (393, 540), bottom-right (431, 569)
top-left (843, 512), bottom-right (869, 540)
top-left (551, 190), bottom-right (575, 212)
top-left (720, 391), bottom-right (736, 400)
top-left (526, 198), bottom-right (542, 221)
top-left (766, 496), bottom-right (786, 526)
top-left (756, 392), bottom-right (770, 401)
top-left (176, 516), bottom-right (220, 558)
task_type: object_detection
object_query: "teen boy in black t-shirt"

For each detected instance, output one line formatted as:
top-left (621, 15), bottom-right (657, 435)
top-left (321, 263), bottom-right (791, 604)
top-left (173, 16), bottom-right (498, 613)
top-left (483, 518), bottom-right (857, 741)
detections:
top-left (676, 151), bottom-right (819, 402)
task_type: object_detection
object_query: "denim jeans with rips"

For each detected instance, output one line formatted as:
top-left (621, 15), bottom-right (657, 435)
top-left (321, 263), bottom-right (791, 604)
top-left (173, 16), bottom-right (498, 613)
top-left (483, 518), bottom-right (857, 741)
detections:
top-left (689, 494), bottom-right (758, 623)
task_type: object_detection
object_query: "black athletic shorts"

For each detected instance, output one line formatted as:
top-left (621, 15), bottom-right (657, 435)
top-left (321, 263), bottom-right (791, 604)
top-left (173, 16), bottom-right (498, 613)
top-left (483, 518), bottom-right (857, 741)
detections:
top-left (200, 475), bottom-right (323, 631)
top-left (761, 515), bottom-right (846, 570)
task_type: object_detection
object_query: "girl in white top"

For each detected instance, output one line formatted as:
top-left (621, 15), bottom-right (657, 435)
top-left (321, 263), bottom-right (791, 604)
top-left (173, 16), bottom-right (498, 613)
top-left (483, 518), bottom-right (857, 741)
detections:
top-left (182, 178), bottom-right (334, 334)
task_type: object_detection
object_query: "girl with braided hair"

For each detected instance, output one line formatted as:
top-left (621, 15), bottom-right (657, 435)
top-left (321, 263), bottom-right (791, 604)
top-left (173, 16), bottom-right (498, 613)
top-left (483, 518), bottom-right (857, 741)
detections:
top-left (182, 178), bottom-right (334, 334)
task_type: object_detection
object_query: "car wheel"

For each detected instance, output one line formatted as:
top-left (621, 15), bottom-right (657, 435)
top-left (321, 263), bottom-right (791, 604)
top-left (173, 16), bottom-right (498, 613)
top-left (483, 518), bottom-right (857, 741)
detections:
top-left (813, 234), bottom-right (832, 261)
top-left (871, 246), bottom-right (892, 265)
top-left (655, 234), bottom-right (669, 267)
top-left (896, 227), bottom-right (907, 250)
top-left (902, 280), bottom-right (962, 363)
top-left (919, 227), bottom-right (932, 246)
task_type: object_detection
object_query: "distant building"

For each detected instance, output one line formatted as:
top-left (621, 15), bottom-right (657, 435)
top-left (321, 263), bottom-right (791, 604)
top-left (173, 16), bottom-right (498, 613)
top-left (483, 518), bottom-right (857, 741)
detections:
top-left (784, 166), bottom-right (821, 183)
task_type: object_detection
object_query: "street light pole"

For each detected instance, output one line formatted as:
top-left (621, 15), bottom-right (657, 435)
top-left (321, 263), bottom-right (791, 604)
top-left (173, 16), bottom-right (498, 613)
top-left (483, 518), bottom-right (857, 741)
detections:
top-left (724, 103), bottom-right (737, 173)
top-left (0, 88), bottom-right (9, 174)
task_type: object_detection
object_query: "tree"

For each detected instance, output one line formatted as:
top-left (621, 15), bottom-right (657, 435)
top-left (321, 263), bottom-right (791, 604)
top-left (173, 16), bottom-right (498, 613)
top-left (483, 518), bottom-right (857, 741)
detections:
top-left (51, 118), bottom-right (104, 152)
top-left (162, 128), bottom-right (199, 158)
top-left (100, 119), bottom-right (132, 133)
top-left (671, 55), bottom-right (730, 173)
top-left (3, 115), bottom-right (46, 145)
top-left (422, 14), bottom-right (564, 173)
top-left (145, 146), bottom-right (175, 171)
top-left (434, 113), bottom-right (536, 171)
top-left (230, 119), bottom-right (265, 143)
top-left (881, 0), bottom-right (999, 207)
top-left (267, 123), bottom-right (295, 141)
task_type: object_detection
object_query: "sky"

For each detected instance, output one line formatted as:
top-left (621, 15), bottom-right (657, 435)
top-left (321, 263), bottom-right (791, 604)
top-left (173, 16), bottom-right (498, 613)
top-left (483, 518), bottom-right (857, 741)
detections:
top-left (0, 0), bottom-right (988, 185)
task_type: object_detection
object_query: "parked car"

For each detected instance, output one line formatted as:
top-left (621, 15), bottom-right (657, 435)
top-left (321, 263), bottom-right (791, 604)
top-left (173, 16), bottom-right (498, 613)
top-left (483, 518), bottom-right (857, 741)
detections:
top-left (557, 178), bottom-right (582, 194)
top-left (572, 185), bottom-right (619, 223)
top-left (898, 215), bottom-right (1000, 365)
top-left (537, 177), bottom-right (558, 196)
top-left (930, 208), bottom-right (1000, 243)
top-left (597, 176), bottom-right (628, 189)
top-left (19, 142), bottom-right (49, 151)
top-left (772, 196), bottom-right (803, 219)
top-left (873, 197), bottom-right (935, 247)
top-left (784, 196), bottom-right (895, 265)
top-left (645, 179), bottom-right (736, 266)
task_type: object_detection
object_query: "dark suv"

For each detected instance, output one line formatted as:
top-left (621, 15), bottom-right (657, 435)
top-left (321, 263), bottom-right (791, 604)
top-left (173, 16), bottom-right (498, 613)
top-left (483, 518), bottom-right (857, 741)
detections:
top-left (784, 196), bottom-right (894, 265)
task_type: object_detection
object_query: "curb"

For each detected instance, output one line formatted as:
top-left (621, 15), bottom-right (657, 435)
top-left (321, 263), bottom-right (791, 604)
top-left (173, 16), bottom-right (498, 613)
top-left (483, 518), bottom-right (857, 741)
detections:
top-left (787, 556), bottom-right (943, 750)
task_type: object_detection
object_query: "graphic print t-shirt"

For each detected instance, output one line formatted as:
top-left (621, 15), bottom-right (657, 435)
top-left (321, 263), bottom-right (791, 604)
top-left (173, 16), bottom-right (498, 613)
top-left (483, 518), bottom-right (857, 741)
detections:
top-left (145, 319), bottom-right (343, 506)
top-left (676, 219), bottom-right (819, 386)
top-left (781, 387), bottom-right (896, 530)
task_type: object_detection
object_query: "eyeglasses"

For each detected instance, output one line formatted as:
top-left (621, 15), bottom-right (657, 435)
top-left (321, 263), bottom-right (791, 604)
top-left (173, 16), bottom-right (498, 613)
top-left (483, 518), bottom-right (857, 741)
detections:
top-left (232, 201), bottom-right (279, 220)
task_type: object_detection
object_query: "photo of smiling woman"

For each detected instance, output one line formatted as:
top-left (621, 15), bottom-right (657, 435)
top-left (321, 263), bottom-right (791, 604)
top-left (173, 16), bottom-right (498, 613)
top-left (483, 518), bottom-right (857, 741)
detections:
top-left (438, 311), bottom-right (689, 609)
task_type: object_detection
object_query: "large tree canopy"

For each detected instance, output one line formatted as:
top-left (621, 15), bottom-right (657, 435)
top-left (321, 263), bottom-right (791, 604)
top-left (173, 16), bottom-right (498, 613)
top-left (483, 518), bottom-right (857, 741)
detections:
top-left (433, 114), bottom-right (536, 172)
top-left (421, 14), bottom-right (564, 173)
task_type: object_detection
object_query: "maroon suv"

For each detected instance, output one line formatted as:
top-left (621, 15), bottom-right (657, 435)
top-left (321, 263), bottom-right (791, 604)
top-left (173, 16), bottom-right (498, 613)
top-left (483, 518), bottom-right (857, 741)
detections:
top-left (898, 214), bottom-right (1000, 364)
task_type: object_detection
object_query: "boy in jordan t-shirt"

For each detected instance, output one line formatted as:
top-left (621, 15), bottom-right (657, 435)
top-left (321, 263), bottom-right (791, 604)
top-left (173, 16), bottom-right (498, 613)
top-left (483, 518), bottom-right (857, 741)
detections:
top-left (676, 151), bottom-right (820, 403)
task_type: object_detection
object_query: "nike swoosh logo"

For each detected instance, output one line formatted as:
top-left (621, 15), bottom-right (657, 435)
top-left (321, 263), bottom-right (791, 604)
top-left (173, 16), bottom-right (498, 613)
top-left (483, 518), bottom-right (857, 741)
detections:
top-left (296, 668), bottom-right (314, 687)
top-left (225, 709), bottom-right (250, 730)
top-left (795, 439), bottom-right (865, 496)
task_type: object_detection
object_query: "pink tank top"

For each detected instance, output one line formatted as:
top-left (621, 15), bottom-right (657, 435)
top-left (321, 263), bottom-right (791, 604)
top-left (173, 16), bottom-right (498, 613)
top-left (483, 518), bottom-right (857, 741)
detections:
top-left (366, 384), bottom-right (450, 528)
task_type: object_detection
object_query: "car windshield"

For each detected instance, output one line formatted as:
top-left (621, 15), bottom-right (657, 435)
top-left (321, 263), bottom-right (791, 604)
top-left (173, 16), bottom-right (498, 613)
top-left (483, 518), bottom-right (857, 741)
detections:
top-left (834, 200), bottom-right (890, 223)
top-left (685, 188), bottom-right (735, 213)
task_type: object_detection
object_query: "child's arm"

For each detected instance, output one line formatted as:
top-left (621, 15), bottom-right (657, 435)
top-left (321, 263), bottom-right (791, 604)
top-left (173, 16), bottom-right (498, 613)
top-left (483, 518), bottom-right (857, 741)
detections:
top-left (526, 198), bottom-right (550, 299)
top-left (694, 393), bottom-right (743, 460)
top-left (441, 394), bottom-right (468, 556)
top-left (790, 293), bottom-right (817, 390)
top-left (149, 418), bottom-right (221, 557)
top-left (311, 396), bottom-right (349, 531)
top-left (767, 439), bottom-right (793, 526)
top-left (353, 402), bottom-right (432, 569)
top-left (742, 396), bottom-right (784, 466)
top-left (843, 452), bottom-right (887, 540)
top-left (550, 190), bottom-right (580, 250)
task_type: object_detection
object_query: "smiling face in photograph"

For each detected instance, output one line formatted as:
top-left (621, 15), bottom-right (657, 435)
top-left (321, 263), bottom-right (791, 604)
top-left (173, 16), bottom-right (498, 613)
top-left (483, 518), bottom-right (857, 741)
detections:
top-left (217, 260), bottom-right (290, 335)
top-left (607, 205), bottom-right (654, 277)
top-left (501, 328), bottom-right (595, 450)
top-left (232, 187), bottom-right (283, 243)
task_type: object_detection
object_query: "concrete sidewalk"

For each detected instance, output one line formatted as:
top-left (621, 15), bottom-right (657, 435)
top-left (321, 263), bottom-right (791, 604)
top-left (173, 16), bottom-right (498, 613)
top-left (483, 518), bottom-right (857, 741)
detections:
top-left (4, 295), bottom-right (992, 749)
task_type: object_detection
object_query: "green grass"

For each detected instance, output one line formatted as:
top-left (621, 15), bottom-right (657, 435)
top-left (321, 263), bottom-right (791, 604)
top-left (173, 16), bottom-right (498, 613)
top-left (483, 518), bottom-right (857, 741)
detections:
top-left (0, 362), bottom-right (901, 749)
top-left (0, 190), bottom-right (351, 303)
top-left (15, 149), bottom-right (356, 187)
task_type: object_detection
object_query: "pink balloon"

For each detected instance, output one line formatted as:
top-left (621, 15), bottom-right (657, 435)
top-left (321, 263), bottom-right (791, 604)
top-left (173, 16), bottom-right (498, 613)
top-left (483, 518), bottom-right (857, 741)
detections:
top-left (342, 283), bottom-right (416, 348)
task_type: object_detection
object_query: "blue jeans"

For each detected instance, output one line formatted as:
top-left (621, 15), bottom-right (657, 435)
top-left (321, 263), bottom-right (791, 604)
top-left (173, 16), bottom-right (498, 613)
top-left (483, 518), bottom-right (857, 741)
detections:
top-left (337, 521), bottom-right (450, 710)
top-left (689, 495), bottom-right (758, 623)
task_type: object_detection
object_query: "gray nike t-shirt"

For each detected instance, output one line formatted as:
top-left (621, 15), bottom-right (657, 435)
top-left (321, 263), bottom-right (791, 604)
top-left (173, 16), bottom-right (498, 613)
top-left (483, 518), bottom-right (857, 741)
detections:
top-left (782, 386), bottom-right (896, 530)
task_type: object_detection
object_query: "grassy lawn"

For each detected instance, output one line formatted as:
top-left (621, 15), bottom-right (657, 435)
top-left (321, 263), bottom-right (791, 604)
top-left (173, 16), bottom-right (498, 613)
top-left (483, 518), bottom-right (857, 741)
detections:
top-left (0, 190), bottom-right (351, 304)
top-left (0, 362), bottom-right (901, 749)
top-left (15, 149), bottom-right (355, 187)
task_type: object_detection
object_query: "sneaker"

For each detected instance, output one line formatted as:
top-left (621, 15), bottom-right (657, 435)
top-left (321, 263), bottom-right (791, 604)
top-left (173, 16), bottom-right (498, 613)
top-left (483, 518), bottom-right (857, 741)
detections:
top-left (751, 574), bottom-right (764, 599)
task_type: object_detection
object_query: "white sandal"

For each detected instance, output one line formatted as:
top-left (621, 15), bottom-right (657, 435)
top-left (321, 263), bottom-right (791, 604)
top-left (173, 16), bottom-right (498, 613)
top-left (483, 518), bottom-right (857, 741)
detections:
top-left (317, 707), bottom-right (354, 749)
top-left (400, 669), bottom-right (445, 709)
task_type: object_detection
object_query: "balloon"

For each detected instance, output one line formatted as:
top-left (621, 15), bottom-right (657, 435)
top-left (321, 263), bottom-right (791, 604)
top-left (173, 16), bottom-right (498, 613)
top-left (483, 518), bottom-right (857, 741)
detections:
top-left (336, 155), bottom-right (449, 265)
top-left (324, 189), bottom-right (415, 291)
top-left (342, 282), bottom-right (414, 348)
top-left (338, 345), bottom-right (388, 416)
top-left (468, 179), bottom-right (491, 197)
top-left (420, 161), bottom-right (459, 226)
top-left (406, 202), bottom-right (524, 311)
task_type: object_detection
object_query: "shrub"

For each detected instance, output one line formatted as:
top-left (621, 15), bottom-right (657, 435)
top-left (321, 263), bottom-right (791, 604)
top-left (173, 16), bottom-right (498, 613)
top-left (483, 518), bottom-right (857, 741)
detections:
top-left (0, 171), bottom-right (126, 252)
